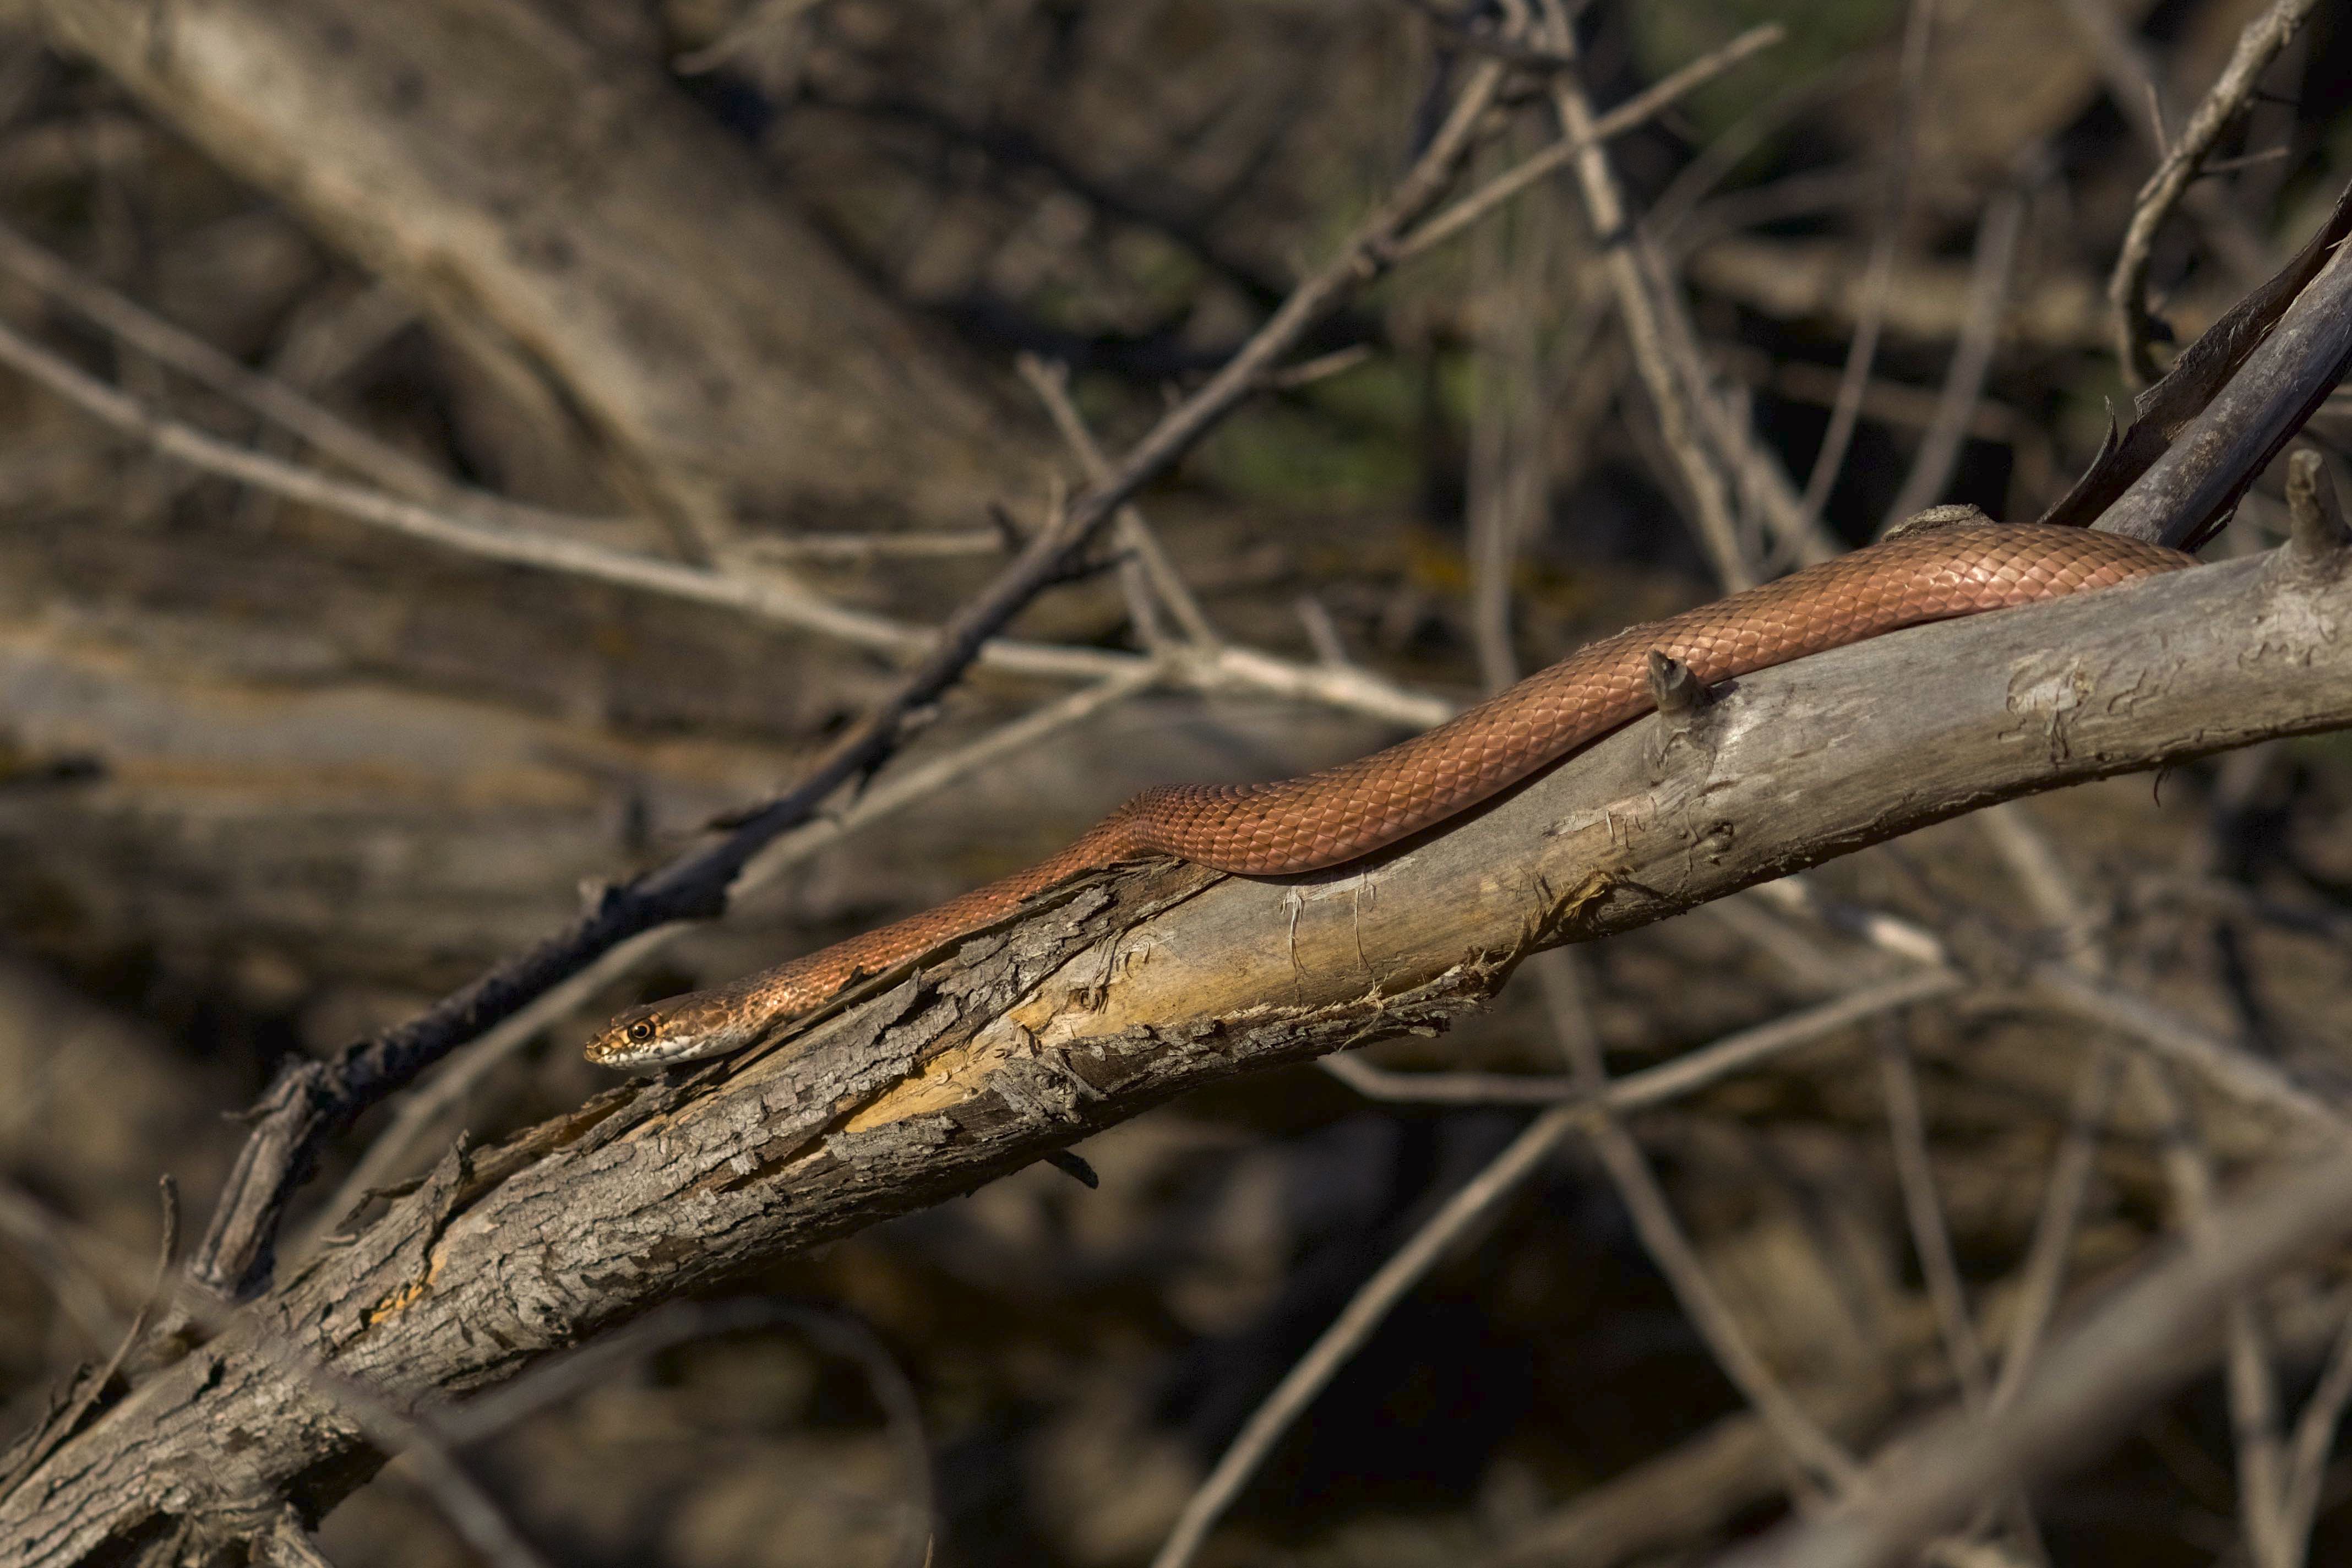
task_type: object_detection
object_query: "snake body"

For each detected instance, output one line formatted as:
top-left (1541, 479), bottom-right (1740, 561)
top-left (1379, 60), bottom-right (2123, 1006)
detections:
top-left (585, 522), bottom-right (2192, 1068)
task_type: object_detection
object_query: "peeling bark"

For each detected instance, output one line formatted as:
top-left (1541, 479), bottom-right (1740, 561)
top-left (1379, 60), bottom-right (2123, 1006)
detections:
top-left (4, 543), bottom-right (2348, 1561)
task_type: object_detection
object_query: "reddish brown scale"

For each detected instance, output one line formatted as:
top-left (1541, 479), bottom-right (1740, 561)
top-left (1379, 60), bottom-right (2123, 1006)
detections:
top-left (586, 524), bottom-right (2191, 1066)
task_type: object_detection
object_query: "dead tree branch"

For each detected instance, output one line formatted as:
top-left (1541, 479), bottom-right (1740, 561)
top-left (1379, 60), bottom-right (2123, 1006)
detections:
top-left (5, 527), bottom-right (2350, 1559)
top-left (1719, 1140), bottom-right (2352, 1568)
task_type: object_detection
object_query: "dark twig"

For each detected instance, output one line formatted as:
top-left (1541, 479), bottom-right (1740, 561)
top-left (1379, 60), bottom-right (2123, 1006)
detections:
top-left (803, 86), bottom-right (1300, 311)
top-left (178, 48), bottom-right (1516, 1302)
top-left (2056, 182), bottom-right (2352, 552)
top-left (1150, 1103), bottom-right (1581, 1568)
top-left (296, 662), bottom-right (1161, 1259)
top-left (1397, 0), bottom-right (1576, 70)
top-left (1389, 23), bottom-right (1788, 267)
top-left (2110, 0), bottom-right (2321, 385)
top-left (1645, 650), bottom-right (1709, 721)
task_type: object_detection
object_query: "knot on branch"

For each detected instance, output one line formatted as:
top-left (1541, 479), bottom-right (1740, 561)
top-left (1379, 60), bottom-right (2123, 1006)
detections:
top-left (2285, 449), bottom-right (2352, 573)
top-left (1646, 650), bottom-right (1710, 724)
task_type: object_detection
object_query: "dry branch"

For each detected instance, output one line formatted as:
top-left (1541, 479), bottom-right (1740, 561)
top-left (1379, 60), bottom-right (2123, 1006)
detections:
top-left (155, 45), bottom-right (1516, 1304)
top-left (31, 0), bottom-right (1033, 541)
top-left (1722, 1140), bottom-right (2352, 1568)
top-left (6, 530), bottom-right (2350, 1560)
top-left (8, 7), bottom-right (2352, 1562)
top-left (2109, 0), bottom-right (2320, 385)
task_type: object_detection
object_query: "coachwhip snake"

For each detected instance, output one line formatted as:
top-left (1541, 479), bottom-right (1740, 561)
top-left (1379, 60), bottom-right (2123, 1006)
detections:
top-left (585, 521), bottom-right (2192, 1068)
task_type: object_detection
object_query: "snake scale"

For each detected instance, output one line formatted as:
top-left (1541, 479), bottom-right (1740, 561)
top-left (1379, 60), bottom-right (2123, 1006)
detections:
top-left (585, 521), bottom-right (2192, 1068)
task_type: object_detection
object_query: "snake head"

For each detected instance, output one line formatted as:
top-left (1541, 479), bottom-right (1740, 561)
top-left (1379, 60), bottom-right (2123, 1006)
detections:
top-left (583, 990), bottom-right (769, 1070)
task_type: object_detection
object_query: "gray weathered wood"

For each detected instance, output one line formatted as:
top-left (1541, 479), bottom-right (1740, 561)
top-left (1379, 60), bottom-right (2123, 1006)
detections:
top-left (5, 542), bottom-right (2348, 1562)
top-left (32, 0), bottom-right (1036, 537)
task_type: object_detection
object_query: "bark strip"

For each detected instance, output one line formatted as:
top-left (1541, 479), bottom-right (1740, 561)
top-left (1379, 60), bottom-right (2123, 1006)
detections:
top-left (4, 542), bottom-right (2348, 1562)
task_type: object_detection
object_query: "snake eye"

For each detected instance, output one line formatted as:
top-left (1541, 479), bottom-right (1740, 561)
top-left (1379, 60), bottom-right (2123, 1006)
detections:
top-left (627, 1020), bottom-right (656, 1043)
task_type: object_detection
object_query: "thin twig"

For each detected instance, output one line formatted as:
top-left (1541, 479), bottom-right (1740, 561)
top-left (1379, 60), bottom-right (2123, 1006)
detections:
top-left (1722, 1141), bottom-right (2352, 1568)
top-left (1986, 1043), bottom-right (2124, 1412)
top-left (2109, 0), bottom-right (2320, 384)
top-left (1320, 1052), bottom-right (1574, 1103)
top-left (2027, 966), bottom-right (2342, 1137)
top-left (1538, 950), bottom-right (1866, 1496)
top-left (263, 1510), bottom-right (341, 1568)
top-left (1533, 3), bottom-right (1844, 581)
top-left (1702, 891), bottom-right (1866, 995)
top-left (243, 1324), bottom-right (556, 1568)
top-left (1148, 1103), bottom-right (1581, 1568)
top-left (1741, 877), bottom-right (1952, 967)
top-left (1464, 138), bottom-right (1562, 693)
top-left (178, 46), bottom-right (1515, 1301)
top-left (1389, 23), bottom-right (1787, 266)
top-left (1321, 965), bottom-right (1963, 1109)
top-left (0, 315), bottom-right (1099, 677)
top-left (1975, 803), bottom-right (2104, 962)
top-left (1293, 594), bottom-right (1352, 667)
top-left (1881, 183), bottom-right (2026, 529)
top-left (2134, 1055), bottom-right (2294, 1568)
top-left (1798, 0), bottom-right (1933, 530)
top-left (1983, 793), bottom-right (2302, 1566)
top-left (673, 0), bottom-right (826, 73)
top-left (1526, 6), bottom-right (1747, 587)
top-left (2282, 1298), bottom-right (2352, 1559)
top-left (0, 1179), bottom-right (176, 1499)
top-left (1015, 353), bottom-right (1219, 647)
top-left (1879, 1012), bottom-right (2053, 1564)
top-left (300, 665), bottom-right (1163, 1245)
top-left (2052, 0), bottom-right (2291, 306)
top-left (1876, 1020), bottom-right (1993, 1407)
top-left (0, 222), bottom-right (603, 540)
top-left (1262, 344), bottom-right (1374, 389)
top-left (1765, 851), bottom-right (2334, 1168)
top-left (1652, 61), bottom-right (1864, 243)
top-left (0, 1182), bottom-right (123, 1351)
top-left (0, 314), bottom-right (1447, 729)
top-left (744, 529), bottom-right (1009, 560)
